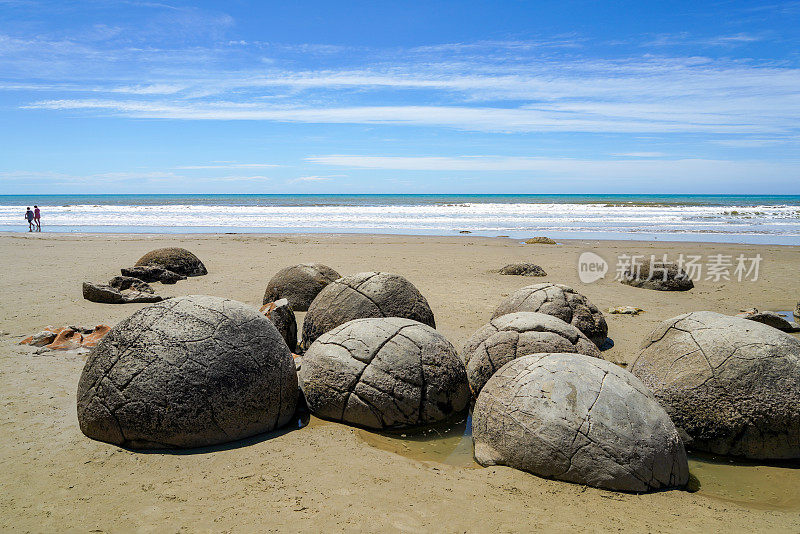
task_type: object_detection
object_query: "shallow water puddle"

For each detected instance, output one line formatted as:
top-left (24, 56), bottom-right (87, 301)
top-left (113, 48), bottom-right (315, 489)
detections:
top-left (354, 414), bottom-right (800, 511)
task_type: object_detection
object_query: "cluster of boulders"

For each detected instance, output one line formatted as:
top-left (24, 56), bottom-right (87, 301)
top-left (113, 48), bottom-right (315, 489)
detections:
top-left (83, 248), bottom-right (206, 304)
top-left (73, 259), bottom-right (800, 495)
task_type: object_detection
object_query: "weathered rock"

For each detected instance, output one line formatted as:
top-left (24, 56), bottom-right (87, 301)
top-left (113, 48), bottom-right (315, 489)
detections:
top-left (260, 299), bottom-right (297, 352)
top-left (301, 272), bottom-right (435, 350)
top-left (737, 309), bottom-right (800, 333)
top-left (301, 317), bottom-right (469, 429)
top-left (77, 296), bottom-right (298, 448)
top-left (120, 266), bottom-right (187, 284)
top-left (524, 237), bottom-right (556, 245)
top-left (134, 247), bottom-right (207, 277)
top-left (498, 263), bottom-right (547, 277)
top-left (492, 283), bottom-right (608, 347)
top-left (82, 282), bottom-right (163, 304)
top-left (462, 312), bottom-right (601, 395)
top-left (631, 311), bottom-right (800, 459)
top-left (20, 325), bottom-right (111, 351)
top-left (108, 276), bottom-right (154, 294)
top-left (796, 301), bottom-right (800, 319)
top-left (263, 263), bottom-right (340, 311)
top-left (473, 353), bottom-right (689, 492)
top-left (608, 306), bottom-right (644, 315)
top-left (621, 261), bottom-right (693, 291)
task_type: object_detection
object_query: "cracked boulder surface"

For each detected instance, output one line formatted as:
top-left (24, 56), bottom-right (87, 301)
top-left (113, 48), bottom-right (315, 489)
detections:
top-left (492, 283), bottom-right (608, 347)
top-left (134, 247), bottom-right (207, 277)
top-left (263, 263), bottom-right (341, 312)
top-left (462, 312), bottom-right (601, 396)
top-left (620, 262), bottom-right (693, 291)
top-left (300, 317), bottom-right (469, 429)
top-left (77, 295), bottom-right (298, 449)
top-left (260, 299), bottom-right (297, 353)
top-left (473, 353), bottom-right (689, 493)
top-left (301, 272), bottom-right (435, 350)
top-left (631, 311), bottom-right (800, 459)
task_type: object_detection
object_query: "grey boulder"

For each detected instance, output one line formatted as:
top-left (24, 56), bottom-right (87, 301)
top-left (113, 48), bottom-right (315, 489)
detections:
top-left (462, 312), bottom-right (601, 396)
top-left (738, 310), bottom-right (800, 333)
top-left (121, 265), bottom-right (186, 284)
top-left (301, 272), bottom-right (435, 350)
top-left (261, 298), bottom-right (298, 352)
top-left (492, 283), bottom-right (608, 347)
top-left (473, 353), bottom-right (689, 492)
top-left (82, 282), bottom-right (162, 304)
top-left (300, 317), bottom-right (470, 429)
top-left (135, 247), bottom-right (207, 277)
top-left (263, 263), bottom-right (341, 312)
top-left (631, 311), bottom-right (800, 459)
top-left (108, 276), bottom-right (154, 294)
top-left (621, 261), bottom-right (693, 291)
top-left (498, 263), bottom-right (547, 277)
top-left (77, 295), bottom-right (298, 448)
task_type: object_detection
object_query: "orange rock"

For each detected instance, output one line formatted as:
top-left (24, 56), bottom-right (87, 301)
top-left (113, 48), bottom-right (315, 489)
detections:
top-left (45, 328), bottom-right (83, 351)
top-left (81, 325), bottom-right (111, 348)
top-left (19, 326), bottom-right (64, 346)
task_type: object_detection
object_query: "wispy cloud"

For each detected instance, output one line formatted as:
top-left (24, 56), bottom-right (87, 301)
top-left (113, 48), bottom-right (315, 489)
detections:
top-left (290, 174), bottom-right (344, 183)
top-left (175, 163), bottom-right (279, 169)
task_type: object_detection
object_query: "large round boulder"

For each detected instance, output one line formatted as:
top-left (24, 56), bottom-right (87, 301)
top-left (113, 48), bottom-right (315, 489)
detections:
top-left (135, 247), bottom-right (207, 277)
top-left (77, 295), bottom-right (298, 449)
top-left (300, 317), bottom-right (469, 429)
top-left (463, 312), bottom-right (601, 396)
top-left (473, 353), bottom-right (689, 492)
top-left (263, 263), bottom-right (340, 311)
top-left (492, 283), bottom-right (607, 347)
top-left (301, 272), bottom-right (435, 349)
top-left (620, 261), bottom-right (693, 291)
top-left (631, 311), bottom-right (800, 459)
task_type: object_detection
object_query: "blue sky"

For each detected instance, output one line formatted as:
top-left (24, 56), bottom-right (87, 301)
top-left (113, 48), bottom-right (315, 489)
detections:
top-left (1, 0), bottom-right (799, 194)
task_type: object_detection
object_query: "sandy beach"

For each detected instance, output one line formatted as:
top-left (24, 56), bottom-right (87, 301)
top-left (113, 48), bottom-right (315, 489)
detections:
top-left (1, 232), bottom-right (799, 532)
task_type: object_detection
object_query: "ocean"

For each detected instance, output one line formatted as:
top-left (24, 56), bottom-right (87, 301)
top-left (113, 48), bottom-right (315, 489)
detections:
top-left (2, 194), bottom-right (800, 245)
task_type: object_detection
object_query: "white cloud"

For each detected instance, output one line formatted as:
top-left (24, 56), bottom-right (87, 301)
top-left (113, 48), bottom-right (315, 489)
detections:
top-left (290, 174), bottom-right (344, 183)
top-left (175, 163), bottom-right (279, 169)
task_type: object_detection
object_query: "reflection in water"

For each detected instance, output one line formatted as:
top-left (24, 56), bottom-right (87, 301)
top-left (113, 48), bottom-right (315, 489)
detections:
top-left (353, 413), bottom-right (800, 511)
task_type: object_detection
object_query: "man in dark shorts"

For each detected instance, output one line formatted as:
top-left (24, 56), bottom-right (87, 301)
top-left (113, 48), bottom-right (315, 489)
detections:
top-left (25, 207), bottom-right (34, 232)
top-left (33, 205), bottom-right (41, 232)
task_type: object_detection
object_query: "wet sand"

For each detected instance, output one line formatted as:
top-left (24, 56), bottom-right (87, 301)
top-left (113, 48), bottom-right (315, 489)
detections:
top-left (1, 232), bottom-right (799, 532)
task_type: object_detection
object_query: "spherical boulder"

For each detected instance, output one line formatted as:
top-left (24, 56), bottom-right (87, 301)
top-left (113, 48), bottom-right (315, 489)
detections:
top-left (473, 353), bottom-right (689, 492)
top-left (301, 272), bottom-right (435, 349)
top-left (492, 283), bottom-right (607, 347)
top-left (77, 295), bottom-right (298, 449)
top-left (463, 312), bottom-right (601, 396)
top-left (631, 311), bottom-right (800, 459)
top-left (300, 317), bottom-right (469, 429)
top-left (263, 263), bottom-right (340, 311)
top-left (135, 247), bottom-right (207, 277)
top-left (620, 261), bottom-right (693, 291)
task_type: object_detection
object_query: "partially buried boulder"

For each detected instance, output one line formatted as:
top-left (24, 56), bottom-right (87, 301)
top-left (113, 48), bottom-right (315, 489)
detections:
top-left (82, 282), bottom-right (162, 304)
top-left (263, 263), bottom-right (341, 312)
top-left (473, 353), bottom-right (689, 492)
top-left (301, 272), bottom-right (435, 350)
top-left (121, 266), bottom-right (186, 284)
top-left (621, 261), bottom-right (693, 291)
top-left (492, 283), bottom-right (607, 347)
top-left (300, 317), bottom-right (470, 429)
top-left (135, 247), bottom-right (207, 277)
top-left (498, 263), bottom-right (547, 277)
top-left (462, 312), bottom-right (600, 395)
top-left (631, 311), bottom-right (800, 459)
top-left (737, 309), bottom-right (800, 333)
top-left (260, 299), bottom-right (297, 352)
top-left (77, 295), bottom-right (298, 448)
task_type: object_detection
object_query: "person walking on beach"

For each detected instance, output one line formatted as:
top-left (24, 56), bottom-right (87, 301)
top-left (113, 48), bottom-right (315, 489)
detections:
top-left (33, 205), bottom-right (41, 232)
top-left (25, 207), bottom-right (35, 232)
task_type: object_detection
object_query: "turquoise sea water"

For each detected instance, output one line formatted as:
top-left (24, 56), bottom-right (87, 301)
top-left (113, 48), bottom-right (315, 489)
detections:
top-left (2, 194), bottom-right (800, 244)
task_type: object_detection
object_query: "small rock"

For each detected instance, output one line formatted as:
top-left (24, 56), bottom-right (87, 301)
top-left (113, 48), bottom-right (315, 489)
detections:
top-left (120, 266), bottom-right (186, 284)
top-left (738, 309), bottom-right (800, 333)
top-left (82, 282), bottom-right (163, 304)
top-left (795, 302), bottom-right (799, 319)
top-left (608, 306), bottom-right (644, 315)
top-left (498, 263), bottom-right (547, 277)
top-left (459, 230), bottom-right (472, 234)
top-left (20, 325), bottom-right (111, 351)
top-left (523, 237), bottom-right (556, 245)
top-left (260, 299), bottom-right (297, 352)
top-left (108, 276), bottom-right (154, 294)
top-left (20, 327), bottom-right (62, 347)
